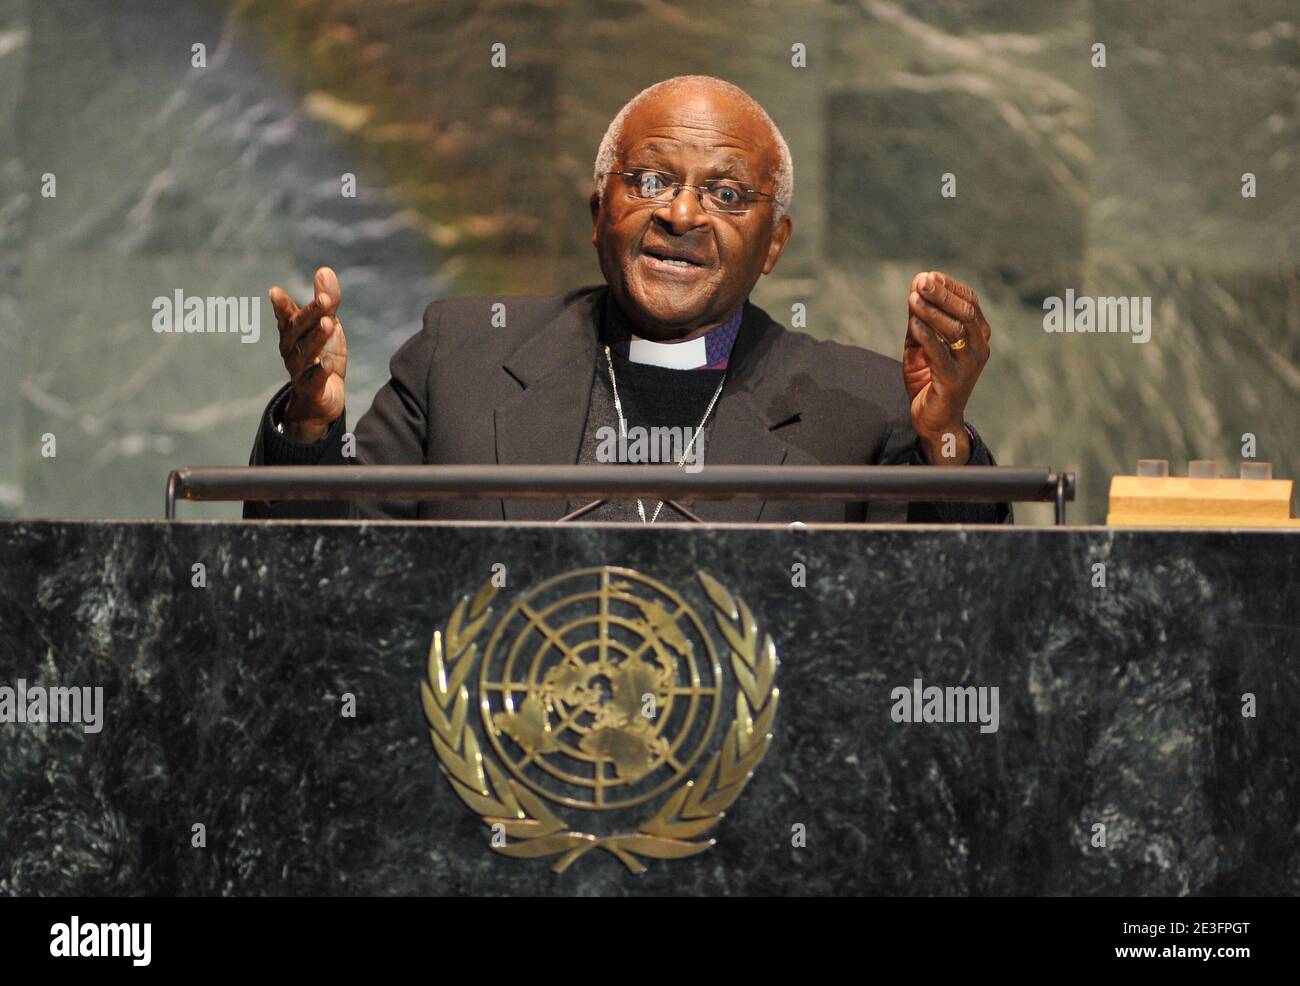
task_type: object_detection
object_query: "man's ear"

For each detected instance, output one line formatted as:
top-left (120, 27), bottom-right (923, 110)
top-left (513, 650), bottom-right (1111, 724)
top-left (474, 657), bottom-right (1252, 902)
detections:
top-left (589, 191), bottom-right (601, 245)
top-left (761, 213), bottom-right (793, 275)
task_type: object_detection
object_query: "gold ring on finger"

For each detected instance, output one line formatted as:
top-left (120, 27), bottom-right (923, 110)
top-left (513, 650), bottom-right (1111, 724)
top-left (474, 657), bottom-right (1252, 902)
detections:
top-left (949, 331), bottom-right (969, 352)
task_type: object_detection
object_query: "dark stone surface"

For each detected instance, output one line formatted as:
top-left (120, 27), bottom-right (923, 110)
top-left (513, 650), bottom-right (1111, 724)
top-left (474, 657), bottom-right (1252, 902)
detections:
top-left (0, 521), bottom-right (1297, 896)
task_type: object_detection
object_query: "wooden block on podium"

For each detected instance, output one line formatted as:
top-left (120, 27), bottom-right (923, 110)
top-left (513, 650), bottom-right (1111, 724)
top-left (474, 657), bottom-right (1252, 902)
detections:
top-left (1107, 475), bottom-right (1299, 527)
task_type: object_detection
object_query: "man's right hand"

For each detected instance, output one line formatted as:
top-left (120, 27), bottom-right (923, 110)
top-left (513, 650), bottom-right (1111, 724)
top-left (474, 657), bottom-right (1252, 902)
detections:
top-left (270, 266), bottom-right (348, 444)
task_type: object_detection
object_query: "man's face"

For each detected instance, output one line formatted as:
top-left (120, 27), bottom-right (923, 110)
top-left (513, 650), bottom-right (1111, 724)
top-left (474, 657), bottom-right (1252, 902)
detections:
top-left (590, 86), bottom-right (793, 341)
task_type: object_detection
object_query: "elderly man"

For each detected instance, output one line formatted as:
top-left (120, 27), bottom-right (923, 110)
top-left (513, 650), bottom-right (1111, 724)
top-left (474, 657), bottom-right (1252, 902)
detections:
top-left (245, 75), bottom-right (1008, 523)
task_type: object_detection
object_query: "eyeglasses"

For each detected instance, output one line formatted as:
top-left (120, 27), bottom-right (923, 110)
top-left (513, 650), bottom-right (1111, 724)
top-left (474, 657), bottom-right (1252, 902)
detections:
top-left (599, 167), bottom-right (779, 214)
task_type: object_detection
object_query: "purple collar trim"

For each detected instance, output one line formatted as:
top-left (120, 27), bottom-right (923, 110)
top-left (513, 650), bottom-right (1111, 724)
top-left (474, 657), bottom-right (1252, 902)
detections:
top-left (603, 296), bottom-right (743, 370)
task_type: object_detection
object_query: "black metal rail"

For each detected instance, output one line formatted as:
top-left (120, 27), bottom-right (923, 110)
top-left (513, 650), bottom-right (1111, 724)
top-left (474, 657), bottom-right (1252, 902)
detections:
top-left (166, 464), bottom-right (1076, 523)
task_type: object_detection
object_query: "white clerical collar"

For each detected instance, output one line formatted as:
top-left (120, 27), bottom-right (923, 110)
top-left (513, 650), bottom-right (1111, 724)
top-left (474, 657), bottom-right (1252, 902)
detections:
top-left (626, 333), bottom-right (709, 369)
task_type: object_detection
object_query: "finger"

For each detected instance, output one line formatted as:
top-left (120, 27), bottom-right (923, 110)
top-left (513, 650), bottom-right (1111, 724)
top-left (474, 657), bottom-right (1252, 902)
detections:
top-left (902, 334), bottom-right (931, 385)
top-left (945, 323), bottom-right (984, 369)
top-left (906, 315), bottom-right (958, 381)
top-left (281, 291), bottom-right (333, 355)
top-left (933, 272), bottom-right (991, 357)
top-left (951, 290), bottom-right (990, 363)
top-left (287, 316), bottom-right (338, 375)
top-left (323, 314), bottom-right (348, 379)
top-left (908, 291), bottom-right (966, 344)
top-left (273, 286), bottom-right (322, 358)
top-left (314, 266), bottom-right (341, 313)
top-left (969, 316), bottom-right (991, 364)
top-left (269, 286), bottom-right (299, 334)
top-left (303, 314), bottom-right (337, 361)
top-left (918, 272), bottom-right (978, 324)
top-left (902, 326), bottom-right (929, 377)
top-left (932, 270), bottom-right (978, 307)
top-left (290, 291), bottom-right (333, 334)
top-left (915, 270), bottom-right (987, 335)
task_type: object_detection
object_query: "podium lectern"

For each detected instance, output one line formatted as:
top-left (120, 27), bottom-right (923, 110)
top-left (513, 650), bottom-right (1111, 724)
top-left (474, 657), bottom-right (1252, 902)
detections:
top-left (2, 511), bottom-right (1295, 896)
top-left (5, 520), bottom-right (1294, 900)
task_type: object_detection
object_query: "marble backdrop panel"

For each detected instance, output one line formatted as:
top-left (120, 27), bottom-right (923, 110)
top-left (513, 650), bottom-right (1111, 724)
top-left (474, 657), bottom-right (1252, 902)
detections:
top-left (2, 0), bottom-right (1294, 521)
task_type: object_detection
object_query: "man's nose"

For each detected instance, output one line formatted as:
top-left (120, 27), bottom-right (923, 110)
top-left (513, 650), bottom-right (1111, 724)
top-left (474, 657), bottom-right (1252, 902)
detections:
top-left (658, 185), bottom-right (709, 234)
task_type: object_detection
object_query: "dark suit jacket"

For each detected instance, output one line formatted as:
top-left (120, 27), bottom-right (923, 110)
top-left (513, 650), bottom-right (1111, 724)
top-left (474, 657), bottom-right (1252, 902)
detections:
top-left (244, 285), bottom-right (1011, 524)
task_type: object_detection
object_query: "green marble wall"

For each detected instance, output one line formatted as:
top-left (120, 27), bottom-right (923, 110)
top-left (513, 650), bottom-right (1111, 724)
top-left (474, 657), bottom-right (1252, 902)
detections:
top-left (2, 0), bottom-right (1296, 522)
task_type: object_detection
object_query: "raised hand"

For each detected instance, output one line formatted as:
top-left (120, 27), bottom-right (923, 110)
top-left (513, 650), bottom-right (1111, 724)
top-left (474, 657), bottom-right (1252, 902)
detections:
top-left (902, 270), bottom-right (992, 465)
top-left (270, 266), bottom-right (348, 444)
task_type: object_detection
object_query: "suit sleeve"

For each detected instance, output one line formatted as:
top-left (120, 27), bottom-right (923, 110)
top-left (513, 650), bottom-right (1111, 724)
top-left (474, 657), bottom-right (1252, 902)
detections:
top-left (242, 300), bottom-right (442, 520)
top-left (876, 391), bottom-right (1013, 525)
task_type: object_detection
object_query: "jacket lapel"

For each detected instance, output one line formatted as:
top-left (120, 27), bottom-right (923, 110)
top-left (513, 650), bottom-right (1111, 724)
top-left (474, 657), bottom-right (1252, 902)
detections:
top-left (494, 289), bottom-right (601, 520)
top-left (493, 287), bottom-right (798, 523)
top-left (688, 302), bottom-right (791, 523)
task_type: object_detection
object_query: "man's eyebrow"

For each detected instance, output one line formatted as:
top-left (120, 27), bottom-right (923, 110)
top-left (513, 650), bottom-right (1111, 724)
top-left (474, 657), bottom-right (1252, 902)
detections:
top-left (630, 144), bottom-right (758, 181)
top-left (710, 154), bottom-right (757, 181)
top-left (634, 142), bottom-right (679, 161)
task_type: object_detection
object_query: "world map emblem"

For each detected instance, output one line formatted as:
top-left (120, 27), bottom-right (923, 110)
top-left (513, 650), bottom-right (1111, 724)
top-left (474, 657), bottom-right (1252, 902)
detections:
top-left (421, 566), bottom-right (780, 872)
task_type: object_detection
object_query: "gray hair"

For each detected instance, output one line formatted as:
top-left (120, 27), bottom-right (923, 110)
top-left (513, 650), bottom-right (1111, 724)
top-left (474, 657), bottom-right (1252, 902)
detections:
top-left (593, 75), bottom-right (793, 226)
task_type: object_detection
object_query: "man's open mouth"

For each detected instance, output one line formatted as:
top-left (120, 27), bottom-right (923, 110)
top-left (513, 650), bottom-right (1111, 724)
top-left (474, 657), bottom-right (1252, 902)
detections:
top-left (640, 246), bottom-right (711, 273)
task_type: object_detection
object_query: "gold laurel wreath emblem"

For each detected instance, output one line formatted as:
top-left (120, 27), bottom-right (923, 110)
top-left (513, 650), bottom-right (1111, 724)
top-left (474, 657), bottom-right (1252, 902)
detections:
top-left (420, 570), bottom-right (779, 874)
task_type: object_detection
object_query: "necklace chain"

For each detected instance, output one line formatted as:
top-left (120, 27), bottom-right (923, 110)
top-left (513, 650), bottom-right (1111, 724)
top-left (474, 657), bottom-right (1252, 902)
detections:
top-left (602, 345), bottom-right (726, 524)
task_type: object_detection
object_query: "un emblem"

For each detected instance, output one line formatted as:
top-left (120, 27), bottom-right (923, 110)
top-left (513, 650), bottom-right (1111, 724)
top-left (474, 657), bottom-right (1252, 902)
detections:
top-left (421, 566), bottom-right (779, 872)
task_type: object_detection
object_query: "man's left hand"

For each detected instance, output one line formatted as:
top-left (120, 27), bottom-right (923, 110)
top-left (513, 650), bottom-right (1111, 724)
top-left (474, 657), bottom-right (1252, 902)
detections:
top-left (902, 270), bottom-right (992, 465)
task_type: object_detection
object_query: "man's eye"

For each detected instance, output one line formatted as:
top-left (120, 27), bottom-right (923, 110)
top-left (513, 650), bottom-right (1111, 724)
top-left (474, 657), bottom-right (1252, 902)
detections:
top-left (637, 172), bottom-right (671, 196)
top-left (708, 182), bottom-right (747, 206)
